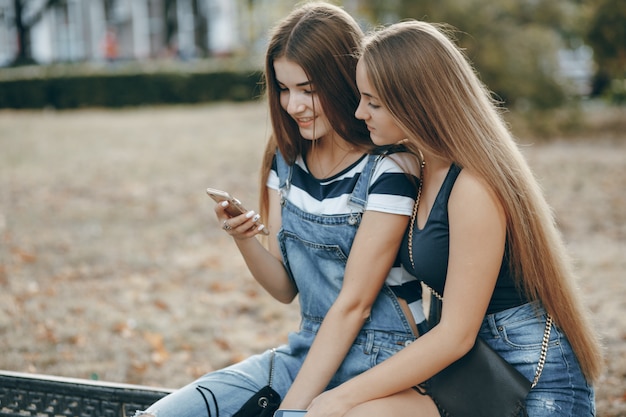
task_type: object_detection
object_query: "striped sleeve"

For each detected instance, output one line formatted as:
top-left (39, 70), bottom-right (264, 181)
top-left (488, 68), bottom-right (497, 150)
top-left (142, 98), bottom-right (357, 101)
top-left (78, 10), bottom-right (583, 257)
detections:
top-left (366, 154), bottom-right (418, 216)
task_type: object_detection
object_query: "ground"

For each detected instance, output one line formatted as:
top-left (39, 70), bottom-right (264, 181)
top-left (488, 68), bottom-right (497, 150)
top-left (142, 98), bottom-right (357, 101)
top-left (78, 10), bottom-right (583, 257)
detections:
top-left (0, 102), bottom-right (624, 415)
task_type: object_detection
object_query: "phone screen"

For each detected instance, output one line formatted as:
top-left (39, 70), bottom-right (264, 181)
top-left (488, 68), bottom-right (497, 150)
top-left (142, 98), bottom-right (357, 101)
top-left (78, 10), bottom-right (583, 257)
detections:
top-left (274, 411), bottom-right (307, 417)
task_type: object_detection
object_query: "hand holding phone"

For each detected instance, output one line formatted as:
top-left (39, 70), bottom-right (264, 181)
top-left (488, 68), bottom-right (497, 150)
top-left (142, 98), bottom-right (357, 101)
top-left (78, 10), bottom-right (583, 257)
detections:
top-left (206, 188), bottom-right (269, 235)
top-left (273, 410), bottom-right (307, 417)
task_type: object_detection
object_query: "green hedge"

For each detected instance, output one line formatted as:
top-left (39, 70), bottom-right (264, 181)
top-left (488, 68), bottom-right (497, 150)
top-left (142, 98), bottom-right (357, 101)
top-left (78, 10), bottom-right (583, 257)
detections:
top-left (0, 63), bottom-right (264, 109)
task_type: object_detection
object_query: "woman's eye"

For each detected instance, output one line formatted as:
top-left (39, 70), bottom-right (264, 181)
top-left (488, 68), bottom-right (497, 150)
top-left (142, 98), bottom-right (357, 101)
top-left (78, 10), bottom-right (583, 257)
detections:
top-left (368, 102), bottom-right (381, 109)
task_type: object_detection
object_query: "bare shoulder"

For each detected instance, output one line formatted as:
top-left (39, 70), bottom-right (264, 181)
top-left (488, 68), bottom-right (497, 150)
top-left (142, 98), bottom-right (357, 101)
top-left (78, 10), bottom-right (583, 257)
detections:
top-left (450, 169), bottom-right (503, 214)
top-left (385, 151), bottom-right (422, 176)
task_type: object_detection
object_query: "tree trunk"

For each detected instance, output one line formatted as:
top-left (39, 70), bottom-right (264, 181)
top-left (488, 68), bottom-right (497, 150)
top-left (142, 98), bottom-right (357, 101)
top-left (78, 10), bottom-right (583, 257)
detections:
top-left (12, 0), bottom-right (36, 65)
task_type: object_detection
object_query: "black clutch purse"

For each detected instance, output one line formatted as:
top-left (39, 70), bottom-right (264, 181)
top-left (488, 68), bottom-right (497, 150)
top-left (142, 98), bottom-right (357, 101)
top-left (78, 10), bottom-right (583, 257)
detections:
top-left (416, 289), bottom-right (552, 417)
top-left (233, 349), bottom-right (281, 417)
top-left (423, 334), bottom-right (530, 417)
top-left (233, 385), bottom-right (281, 417)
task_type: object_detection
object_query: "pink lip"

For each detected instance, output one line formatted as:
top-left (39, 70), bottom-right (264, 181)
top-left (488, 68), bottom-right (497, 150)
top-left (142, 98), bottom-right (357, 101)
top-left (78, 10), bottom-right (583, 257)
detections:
top-left (296, 117), bottom-right (315, 128)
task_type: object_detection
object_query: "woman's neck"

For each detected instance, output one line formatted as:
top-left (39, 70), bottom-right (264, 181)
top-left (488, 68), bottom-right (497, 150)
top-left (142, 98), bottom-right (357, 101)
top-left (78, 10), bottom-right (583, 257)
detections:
top-left (307, 136), bottom-right (360, 179)
top-left (422, 153), bottom-right (452, 179)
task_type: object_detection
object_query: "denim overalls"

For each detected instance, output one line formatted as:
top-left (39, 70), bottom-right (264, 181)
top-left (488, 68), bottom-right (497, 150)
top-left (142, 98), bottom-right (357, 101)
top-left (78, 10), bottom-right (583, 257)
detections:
top-left (135, 152), bottom-right (416, 417)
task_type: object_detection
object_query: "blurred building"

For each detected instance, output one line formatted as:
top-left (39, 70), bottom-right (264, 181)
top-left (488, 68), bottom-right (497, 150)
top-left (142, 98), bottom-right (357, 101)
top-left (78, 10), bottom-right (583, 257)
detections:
top-left (0, 0), bottom-right (594, 98)
top-left (0, 0), bottom-right (294, 65)
top-left (557, 45), bottom-right (594, 96)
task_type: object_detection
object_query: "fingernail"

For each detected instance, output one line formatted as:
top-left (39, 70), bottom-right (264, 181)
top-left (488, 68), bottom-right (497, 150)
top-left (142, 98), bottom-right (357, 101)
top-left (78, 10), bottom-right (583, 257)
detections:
top-left (252, 214), bottom-right (261, 222)
top-left (258, 225), bottom-right (265, 231)
top-left (245, 210), bottom-right (255, 218)
top-left (221, 201), bottom-right (229, 207)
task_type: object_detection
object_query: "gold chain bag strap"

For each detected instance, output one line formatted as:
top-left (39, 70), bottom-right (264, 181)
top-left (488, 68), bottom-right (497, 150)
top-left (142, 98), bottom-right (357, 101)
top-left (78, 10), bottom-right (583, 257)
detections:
top-left (408, 163), bottom-right (552, 417)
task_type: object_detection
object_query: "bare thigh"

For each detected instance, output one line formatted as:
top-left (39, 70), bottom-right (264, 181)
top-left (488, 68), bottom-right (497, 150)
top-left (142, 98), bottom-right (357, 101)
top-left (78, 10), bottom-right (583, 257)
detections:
top-left (344, 388), bottom-right (439, 417)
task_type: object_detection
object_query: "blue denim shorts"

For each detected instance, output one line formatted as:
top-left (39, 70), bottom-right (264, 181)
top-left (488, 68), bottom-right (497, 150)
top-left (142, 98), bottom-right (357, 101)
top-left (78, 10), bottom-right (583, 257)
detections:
top-left (479, 301), bottom-right (595, 417)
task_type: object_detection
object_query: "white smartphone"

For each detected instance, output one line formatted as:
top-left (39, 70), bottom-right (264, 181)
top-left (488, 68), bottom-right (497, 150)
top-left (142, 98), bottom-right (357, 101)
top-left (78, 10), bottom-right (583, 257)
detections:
top-left (273, 411), bottom-right (307, 417)
top-left (206, 187), bottom-right (269, 235)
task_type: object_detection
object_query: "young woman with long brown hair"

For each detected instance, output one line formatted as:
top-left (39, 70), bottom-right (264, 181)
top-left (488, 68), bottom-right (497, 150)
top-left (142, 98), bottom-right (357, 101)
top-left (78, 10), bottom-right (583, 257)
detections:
top-left (302, 20), bottom-right (603, 417)
top-left (134, 4), bottom-right (425, 417)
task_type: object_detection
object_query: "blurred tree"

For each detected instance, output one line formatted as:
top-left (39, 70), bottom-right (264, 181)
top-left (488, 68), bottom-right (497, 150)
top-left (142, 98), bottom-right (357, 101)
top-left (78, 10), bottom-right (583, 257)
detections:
top-left (362, 0), bottom-right (586, 110)
top-left (585, 0), bottom-right (626, 100)
top-left (164, 0), bottom-right (178, 52)
top-left (11, 0), bottom-right (63, 66)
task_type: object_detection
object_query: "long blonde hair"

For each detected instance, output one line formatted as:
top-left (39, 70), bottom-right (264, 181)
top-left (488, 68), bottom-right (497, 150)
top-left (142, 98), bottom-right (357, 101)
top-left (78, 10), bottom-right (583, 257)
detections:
top-left (258, 2), bottom-right (373, 219)
top-left (359, 20), bottom-right (603, 382)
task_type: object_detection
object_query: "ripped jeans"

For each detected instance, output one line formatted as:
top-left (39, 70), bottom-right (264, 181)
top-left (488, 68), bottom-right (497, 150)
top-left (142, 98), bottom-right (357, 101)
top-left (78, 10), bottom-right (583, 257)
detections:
top-left (479, 301), bottom-right (596, 417)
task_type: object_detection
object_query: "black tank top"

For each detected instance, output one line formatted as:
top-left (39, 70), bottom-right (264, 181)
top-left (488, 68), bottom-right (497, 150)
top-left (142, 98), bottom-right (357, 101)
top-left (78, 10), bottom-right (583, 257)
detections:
top-left (399, 164), bottom-right (527, 314)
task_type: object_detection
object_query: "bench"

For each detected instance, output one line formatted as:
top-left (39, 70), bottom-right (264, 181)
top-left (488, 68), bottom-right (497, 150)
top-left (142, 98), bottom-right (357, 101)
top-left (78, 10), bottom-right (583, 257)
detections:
top-left (0, 370), bottom-right (173, 417)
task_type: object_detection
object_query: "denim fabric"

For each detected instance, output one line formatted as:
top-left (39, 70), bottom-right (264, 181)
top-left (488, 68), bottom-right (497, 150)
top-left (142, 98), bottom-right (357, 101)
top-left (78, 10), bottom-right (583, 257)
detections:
top-left (134, 152), bottom-right (416, 417)
top-left (276, 153), bottom-right (416, 335)
top-left (479, 301), bottom-right (595, 417)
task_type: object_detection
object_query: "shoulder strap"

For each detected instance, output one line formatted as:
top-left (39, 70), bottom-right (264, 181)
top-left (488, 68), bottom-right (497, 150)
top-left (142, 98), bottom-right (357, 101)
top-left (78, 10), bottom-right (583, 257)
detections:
top-left (347, 152), bottom-right (386, 211)
top-left (275, 149), bottom-right (291, 190)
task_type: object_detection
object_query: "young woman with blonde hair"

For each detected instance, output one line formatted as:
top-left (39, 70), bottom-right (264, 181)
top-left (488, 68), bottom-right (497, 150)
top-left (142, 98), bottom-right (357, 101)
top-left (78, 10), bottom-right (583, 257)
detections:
top-left (302, 20), bottom-right (603, 417)
top-left (134, 4), bottom-right (426, 417)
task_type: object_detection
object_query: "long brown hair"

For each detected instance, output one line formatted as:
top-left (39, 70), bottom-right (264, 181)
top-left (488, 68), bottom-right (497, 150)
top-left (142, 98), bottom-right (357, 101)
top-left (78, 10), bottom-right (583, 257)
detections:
top-left (359, 20), bottom-right (603, 382)
top-left (258, 2), bottom-right (372, 218)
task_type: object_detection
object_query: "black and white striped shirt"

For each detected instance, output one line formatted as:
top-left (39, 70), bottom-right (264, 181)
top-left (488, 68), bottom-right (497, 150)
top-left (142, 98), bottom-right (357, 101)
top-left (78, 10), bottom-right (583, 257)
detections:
top-left (268, 151), bottom-right (426, 325)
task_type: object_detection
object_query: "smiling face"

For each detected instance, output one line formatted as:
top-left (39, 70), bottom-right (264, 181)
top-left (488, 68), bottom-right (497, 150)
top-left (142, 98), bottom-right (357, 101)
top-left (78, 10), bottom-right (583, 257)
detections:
top-left (274, 57), bottom-right (334, 142)
top-left (355, 59), bottom-right (406, 146)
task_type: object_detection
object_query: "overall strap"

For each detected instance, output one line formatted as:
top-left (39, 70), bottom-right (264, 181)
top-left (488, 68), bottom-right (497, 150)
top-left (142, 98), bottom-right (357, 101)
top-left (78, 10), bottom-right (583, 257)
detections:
top-left (347, 152), bottom-right (385, 211)
top-left (275, 149), bottom-right (292, 192)
top-left (276, 149), bottom-right (383, 225)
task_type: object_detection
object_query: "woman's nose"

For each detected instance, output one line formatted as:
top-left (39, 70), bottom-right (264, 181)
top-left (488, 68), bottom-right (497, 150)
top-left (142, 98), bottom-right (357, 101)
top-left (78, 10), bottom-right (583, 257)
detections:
top-left (287, 94), bottom-right (306, 115)
top-left (355, 100), bottom-right (368, 120)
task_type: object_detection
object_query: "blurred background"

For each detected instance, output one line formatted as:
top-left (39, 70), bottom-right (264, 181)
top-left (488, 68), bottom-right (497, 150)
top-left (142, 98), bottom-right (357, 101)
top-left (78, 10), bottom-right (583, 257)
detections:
top-left (0, 0), bottom-right (624, 121)
top-left (0, 0), bottom-right (624, 416)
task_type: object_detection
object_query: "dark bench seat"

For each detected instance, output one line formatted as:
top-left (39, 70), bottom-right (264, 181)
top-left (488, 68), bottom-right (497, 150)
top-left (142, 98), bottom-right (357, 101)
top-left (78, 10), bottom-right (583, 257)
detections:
top-left (0, 370), bottom-right (173, 417)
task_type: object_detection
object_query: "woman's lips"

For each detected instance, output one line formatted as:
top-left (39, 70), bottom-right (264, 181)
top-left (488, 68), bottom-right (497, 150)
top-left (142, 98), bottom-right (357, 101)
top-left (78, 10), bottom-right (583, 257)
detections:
top-left (296, 116), bottom-right (315, 128)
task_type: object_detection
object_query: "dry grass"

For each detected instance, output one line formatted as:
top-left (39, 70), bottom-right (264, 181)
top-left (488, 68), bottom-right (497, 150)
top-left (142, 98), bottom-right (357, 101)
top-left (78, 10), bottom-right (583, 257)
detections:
top-left (0, 102), bottom-right (624, 415)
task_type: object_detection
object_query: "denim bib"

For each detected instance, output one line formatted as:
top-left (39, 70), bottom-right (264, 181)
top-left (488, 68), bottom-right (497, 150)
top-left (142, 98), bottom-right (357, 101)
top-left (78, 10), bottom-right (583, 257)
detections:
top-left (275, 151), bottom-right (413, 334)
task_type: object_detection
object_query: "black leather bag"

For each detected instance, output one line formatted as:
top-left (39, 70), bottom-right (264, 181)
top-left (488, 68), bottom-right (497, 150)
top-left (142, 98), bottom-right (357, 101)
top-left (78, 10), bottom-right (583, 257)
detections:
top-left (417, 293), bottom-right (552, 417)
top-left (418, 313), bottom-right (531, 417)
top-left (233, 385), bottom-right (281, 417)
top-left (233, 349), bottom-right (281, 417)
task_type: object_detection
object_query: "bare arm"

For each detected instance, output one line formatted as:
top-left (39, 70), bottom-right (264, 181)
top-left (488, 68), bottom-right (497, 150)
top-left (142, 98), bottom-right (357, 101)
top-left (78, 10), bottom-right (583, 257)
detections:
top-left (215, 187), bottom-right (297, 303)
top-left (279, 210), bottom-right (410, 410)
top-left (304, 170), bottom-right (507, 417)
